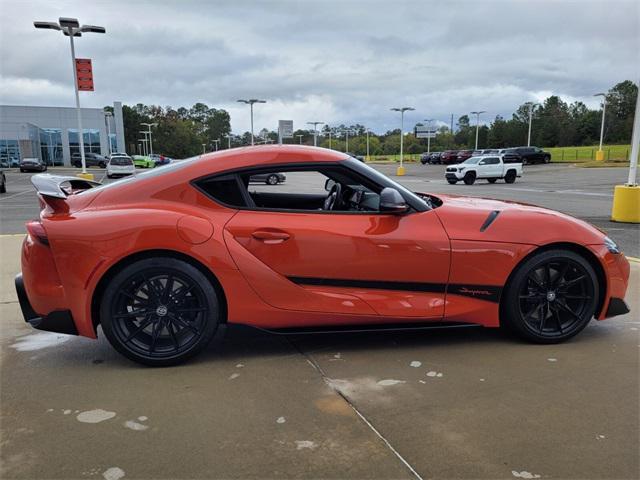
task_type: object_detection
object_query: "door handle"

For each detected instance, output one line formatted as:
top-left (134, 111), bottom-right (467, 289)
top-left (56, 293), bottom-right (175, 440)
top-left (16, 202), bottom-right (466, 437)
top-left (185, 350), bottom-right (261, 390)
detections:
top-left (251, 230), bottom-right (290, 243)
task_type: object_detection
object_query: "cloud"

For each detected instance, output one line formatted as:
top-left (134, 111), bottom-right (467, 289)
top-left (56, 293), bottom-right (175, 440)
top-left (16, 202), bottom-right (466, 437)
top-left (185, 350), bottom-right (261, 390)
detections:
top-left (1, 0), bottom-right (637, 134)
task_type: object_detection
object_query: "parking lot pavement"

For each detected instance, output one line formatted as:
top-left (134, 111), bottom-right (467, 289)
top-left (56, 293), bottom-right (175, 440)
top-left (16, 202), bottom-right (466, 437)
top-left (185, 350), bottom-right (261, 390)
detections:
top-left (1, 163), bottom-right (638, 256)
top-left (1, 236), bottom-right (639, 479)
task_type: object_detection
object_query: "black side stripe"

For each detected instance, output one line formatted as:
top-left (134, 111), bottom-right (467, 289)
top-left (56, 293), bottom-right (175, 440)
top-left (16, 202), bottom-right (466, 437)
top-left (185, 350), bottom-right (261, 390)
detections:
top-left (287, 277), bottom-right (502, 303)
top-left (480, 210), bottom-right (501, 232)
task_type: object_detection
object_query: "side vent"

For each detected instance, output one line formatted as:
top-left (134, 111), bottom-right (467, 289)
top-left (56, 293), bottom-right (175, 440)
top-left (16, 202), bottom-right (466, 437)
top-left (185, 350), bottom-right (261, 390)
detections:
top-left (480, 210), bottom-right (501, 232)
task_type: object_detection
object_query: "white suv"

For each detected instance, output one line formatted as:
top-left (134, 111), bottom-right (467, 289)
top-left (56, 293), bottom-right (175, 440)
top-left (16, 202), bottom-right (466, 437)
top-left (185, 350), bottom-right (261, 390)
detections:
top-left (106, 154), bottom-right (135, 178)
top-left (445, 155), bottom-right (523, 185)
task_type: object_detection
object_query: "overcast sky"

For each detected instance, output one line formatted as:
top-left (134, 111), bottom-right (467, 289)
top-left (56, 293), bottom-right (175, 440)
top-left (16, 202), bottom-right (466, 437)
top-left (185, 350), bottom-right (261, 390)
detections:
top-left (1, 0), bottom-right (638, 134)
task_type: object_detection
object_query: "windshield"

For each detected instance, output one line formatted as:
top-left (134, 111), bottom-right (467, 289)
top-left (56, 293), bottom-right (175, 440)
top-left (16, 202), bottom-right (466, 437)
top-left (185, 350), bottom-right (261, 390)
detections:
top-left (462, 157), bottom-right (482, 164)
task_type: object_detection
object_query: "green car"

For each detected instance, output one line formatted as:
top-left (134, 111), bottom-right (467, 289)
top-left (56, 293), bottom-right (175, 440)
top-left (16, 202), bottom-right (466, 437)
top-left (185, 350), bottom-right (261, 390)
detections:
top-left (132, 155), bottom-right (155, 168)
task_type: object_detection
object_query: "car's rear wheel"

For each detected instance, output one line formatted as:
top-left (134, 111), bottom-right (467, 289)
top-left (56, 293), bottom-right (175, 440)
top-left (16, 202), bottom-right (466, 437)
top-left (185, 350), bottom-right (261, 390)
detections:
top-left (502, 249), bottom-right (598, 344)
top-left (487, 178), bottom-right (497, 183)
top-left (100, 257), bottom-right (221, 366)
top-left (463, 172), bottom-right (476, 185)
top-left (544, 155), bottom-right (551, 164)
top-left (504, 170), bottom-right (517, 183)
top-left (266, 174), bottom-right (279, 185)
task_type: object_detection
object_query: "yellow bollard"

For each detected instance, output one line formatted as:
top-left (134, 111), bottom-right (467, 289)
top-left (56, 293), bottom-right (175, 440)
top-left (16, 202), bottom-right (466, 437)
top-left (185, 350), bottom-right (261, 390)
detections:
top-left (396, 166), bottom-right (405, 176)
top-left (611, 185), bottom-right (640, 223)
top-left (595, 150), bottom-right (605, 161)
top-left (76, 172), bottom-right (95, 181)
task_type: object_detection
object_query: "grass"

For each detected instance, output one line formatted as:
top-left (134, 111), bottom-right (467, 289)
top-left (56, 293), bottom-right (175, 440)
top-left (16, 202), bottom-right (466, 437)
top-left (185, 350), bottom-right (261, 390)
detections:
top-left (577, 159), bottom-right (631, 168)
top-left (547, 144), bottom-right (631, 162)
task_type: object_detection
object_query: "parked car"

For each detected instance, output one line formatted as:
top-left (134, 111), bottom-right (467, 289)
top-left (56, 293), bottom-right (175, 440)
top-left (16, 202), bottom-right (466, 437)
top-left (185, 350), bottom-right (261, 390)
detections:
top-left (440, 150), bottom-right (459, 164)
top-left (19, 158), bottom-right (47, 172)
top-left (132, 155), bottom-right (156, 168)
top-left (456, 150), bottom-right (474, 162)
top-left (149, 154), bottom-right (172, 167)
top-left (16, 145), bottom-right (630, 366)
top-left (106, 154), bottom-right (135, 179)
top-left (430, 152), bottom-right (442, 164)
top-left (503, 146), bottom-right (551, 165)
top-left (420, 152), bottom-right (431, 165)
top-left (0, 170), bottom-right (6, 193)
top-left (445, 155), bottom-right (523, 185)
top-left (249, 172), bottom-right (286, 185)
top-left (71, 152), bottom-right (107, 168)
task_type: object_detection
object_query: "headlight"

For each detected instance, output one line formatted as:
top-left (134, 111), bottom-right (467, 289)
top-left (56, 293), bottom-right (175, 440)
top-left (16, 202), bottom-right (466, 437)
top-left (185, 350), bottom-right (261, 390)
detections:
top-left (604, 236), bottom-right (620, 254)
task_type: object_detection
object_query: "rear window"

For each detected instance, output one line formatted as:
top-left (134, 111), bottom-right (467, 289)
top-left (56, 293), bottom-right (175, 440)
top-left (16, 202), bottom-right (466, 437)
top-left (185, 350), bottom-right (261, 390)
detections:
top-left (196, 174), bottom-right (246, 207)
top-left (110, 157), bottom-right (132, 166)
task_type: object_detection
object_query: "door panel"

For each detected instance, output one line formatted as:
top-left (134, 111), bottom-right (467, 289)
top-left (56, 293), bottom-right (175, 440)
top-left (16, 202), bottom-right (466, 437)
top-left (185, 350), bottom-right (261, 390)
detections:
top-left (225, 210), bottom-right (450, 318)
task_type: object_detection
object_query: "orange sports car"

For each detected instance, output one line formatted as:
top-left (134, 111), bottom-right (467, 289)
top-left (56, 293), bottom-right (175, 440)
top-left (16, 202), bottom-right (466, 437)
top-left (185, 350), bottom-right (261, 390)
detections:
top-left (15, 146), bottom-right (630, 365)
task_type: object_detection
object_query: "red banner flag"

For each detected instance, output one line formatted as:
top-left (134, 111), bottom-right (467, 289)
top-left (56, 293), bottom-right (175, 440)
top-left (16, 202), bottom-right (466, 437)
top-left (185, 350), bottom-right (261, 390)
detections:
top-left (75, 58), bottom-right (94, 91)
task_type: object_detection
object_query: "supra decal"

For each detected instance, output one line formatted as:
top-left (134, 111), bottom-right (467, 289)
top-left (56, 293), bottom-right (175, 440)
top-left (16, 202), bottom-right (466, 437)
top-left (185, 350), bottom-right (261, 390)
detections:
top-left (288, 276), bottom-right (502, 303)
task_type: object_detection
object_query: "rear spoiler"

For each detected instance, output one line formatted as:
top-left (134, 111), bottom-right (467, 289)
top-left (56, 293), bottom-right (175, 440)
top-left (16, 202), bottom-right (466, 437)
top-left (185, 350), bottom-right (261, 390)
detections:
top-left (31, 174), bottom-right (101, 199)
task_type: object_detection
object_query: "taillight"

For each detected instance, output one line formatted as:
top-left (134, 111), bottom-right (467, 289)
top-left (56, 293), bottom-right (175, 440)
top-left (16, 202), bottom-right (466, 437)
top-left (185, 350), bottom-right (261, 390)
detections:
top-left (26, 220), bottom-right (49, 246)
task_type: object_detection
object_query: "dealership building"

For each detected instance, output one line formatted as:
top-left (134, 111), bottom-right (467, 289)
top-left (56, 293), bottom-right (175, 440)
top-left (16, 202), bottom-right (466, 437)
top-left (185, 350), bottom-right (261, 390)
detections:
top-left (0, 102), bottom-right (125, 167)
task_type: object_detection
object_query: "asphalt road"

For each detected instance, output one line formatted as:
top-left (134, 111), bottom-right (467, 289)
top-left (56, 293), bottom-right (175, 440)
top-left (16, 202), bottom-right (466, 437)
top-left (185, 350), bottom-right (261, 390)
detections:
top-left (1, 162), bottom-right (639, 479)
top-left (1, 162), bottom-right (638, 256)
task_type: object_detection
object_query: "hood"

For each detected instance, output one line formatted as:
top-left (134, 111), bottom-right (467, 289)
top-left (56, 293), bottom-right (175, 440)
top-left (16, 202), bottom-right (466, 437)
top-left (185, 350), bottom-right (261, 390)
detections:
top-left (429, 193), bottom-right (606, 246)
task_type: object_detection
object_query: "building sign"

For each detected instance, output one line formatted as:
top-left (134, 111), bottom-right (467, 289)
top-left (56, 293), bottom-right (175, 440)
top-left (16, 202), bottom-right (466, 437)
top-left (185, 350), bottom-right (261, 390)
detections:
top-left (75, 58), bottom-right (94, 91)
top-left (278, 120), bottom-right (294, 139)
top-left (415, 125), bottom-right (436, 138)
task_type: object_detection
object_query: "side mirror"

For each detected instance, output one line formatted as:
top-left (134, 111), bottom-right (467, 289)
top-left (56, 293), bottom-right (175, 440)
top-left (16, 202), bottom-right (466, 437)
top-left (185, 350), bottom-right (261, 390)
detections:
top-left (325, 179), bottom-right (336, 192)
top-left (379, 187), bottom-right (409, 214)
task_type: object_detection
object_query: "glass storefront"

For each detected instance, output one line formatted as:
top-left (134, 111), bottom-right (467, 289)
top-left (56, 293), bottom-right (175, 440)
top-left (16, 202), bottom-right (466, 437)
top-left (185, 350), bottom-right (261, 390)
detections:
top-left (39, 128), bottom-right (63, 166)
top-left (68, 129), bottom-right (101, 157)
top-left (0, 140), bottom-right (20, 168)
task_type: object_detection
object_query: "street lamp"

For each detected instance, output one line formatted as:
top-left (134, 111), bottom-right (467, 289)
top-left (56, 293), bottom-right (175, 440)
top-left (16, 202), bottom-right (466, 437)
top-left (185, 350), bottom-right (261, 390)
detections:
top-left (224, 134), bottom-right (233, 149)
top-left (139, 131), bottom-right (150, 156)
top-left (296, 134), bottom-right (304, 145)
top-left (202, 143), bottom-right (207, 154)
top-left (237, 99), bottom-right (266, 146)
top-left (104, 110), bottom-right (113, 156)
top-left (34, 17), bottom-right (105, 179)
top-left (391, 107), bottom-right (415, 176)
top-left (212, 139), bottom-right (220, 151)
top-left (524, 102), bottom-right (539, 147)
top-left (342, 129), bottom-right (355, 153)
top-left (366, 128), bottom-right (371, 161)
top-left (306, 121), bottom-right (324, 146)
top-left (139, 138), bottom-right (148, 156)
top-left (424, 119), bottom-right (434, 154)
top-left (140, 122), bottom-right (157, 156)
top-left (594, 93), bottom-right (607, 160)
top-left (470, 111), bottom-right (486, 150)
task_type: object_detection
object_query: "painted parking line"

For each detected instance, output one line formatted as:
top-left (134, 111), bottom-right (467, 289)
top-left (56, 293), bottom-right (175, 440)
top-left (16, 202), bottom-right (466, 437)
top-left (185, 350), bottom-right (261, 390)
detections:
top-left (501, 186), bottom-right (613, 197)
top-left (0, 190), bottom-right (32, 200)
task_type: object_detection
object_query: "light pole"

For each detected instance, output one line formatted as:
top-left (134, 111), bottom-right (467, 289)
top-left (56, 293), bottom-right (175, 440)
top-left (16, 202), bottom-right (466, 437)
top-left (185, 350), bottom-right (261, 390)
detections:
top-left (342, 129), bottom-right (355, 153)
top-left (140, 122), bottom-right (157, 156)
top-left (366, 128), bottom-right (370, 161)
top-left (296, 134), bottom-right (304, 145)
top-left (138, 142), bottom-right (143, 155)
top-left (306, 121), bottom-right (324, 146)
top-left (212, 139), bottom-right (220, 151)
top-left (139, 138), bottom-right (148, 156)
top-left (237, 99), bottom-right (266, 146)
top-left (391, 107), bottom-right (415, 176)
top-left (594, 93), bottom-right (607, 160)
top-left (224, 134), bottom-right (233, 149)
top-left (34, 17), bottom-right (105, 179)
top-left (202, 143), bottom-right (207, 154)
top-left (524, 102), bottom-right (539, 147)
top-left (424, 119), bottom-right (434, 154)
top-left (139, 131), bottom-right (150, 156)
top-left (470, 111), bottom-right (486, 150)
top-left (327, 128), bottom-right (332, 150)
top-left (104, 111), bottom-right (113, 156)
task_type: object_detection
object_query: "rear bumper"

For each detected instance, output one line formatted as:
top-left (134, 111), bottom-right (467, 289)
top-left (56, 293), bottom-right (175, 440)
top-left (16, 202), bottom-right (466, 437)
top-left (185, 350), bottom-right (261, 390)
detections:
top-left (14, 273), bottom-right (78, 335)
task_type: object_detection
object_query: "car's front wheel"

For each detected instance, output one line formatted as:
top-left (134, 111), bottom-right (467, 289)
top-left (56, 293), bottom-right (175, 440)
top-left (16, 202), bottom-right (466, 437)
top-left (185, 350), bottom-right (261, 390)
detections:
top-left (502, 249), bottom-right (599, 344)
top-left (447, 179), bottom-right (457, 185)
top-left (266, 174), bottom-right (279, 185)
top-left (100, 257), bottom-right (221, 366)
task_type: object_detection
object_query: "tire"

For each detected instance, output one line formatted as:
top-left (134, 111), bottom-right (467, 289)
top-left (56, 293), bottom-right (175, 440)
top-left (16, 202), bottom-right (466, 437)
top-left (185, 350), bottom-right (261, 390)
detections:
top-left (544, 155), bottom-right (551, 164)
top-left (266, 174), bottom-right (279, 185)
top-left (100, 257), bottom-right (221, 366)
top-left (501, 249), bottom-right (599, 344)
top-left (20, 169), bottom-right (25, 173)
top-left (99, 162), bottom-right (106, 168)
top-left (487, 178), bottom-right (497, 183)
top-left (0, 179), bottom-right (5, 193)
top-left (447, 179), bottom-right (457, 185)
top-left (463, 172), bottom-right (476, 185)
top-left (504, 170), bottom-right (517, 184)
top-left (43, 165), bottom-right (48, 171)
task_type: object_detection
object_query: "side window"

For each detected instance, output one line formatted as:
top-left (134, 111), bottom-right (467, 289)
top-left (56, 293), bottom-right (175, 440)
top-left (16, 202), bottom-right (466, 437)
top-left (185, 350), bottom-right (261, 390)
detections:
top-left (488, 157), bottom-right (500, 164)
top-left (196, 174), bottom-right (246, 207)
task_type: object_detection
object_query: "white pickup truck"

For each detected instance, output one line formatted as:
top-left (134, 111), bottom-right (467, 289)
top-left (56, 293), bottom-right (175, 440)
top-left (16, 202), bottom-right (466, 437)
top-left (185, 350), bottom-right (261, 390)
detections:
top-left (445, 155), bottom-right (523, 185)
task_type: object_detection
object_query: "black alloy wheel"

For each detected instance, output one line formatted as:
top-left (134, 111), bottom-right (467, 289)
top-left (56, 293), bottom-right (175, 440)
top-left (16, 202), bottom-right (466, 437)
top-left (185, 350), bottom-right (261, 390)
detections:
top-left (502, 249), bottom-right (598, 343)
top-left (463, 172), bottom-right (476, 185)
top-left (505, 170), bottom-right (517, 183)
top-left (266, 174), bottom-right (279, 185)
top-left (447, 179), bottom-right (457, 185)
top-left (101, 257), bottom-right (220, 366)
